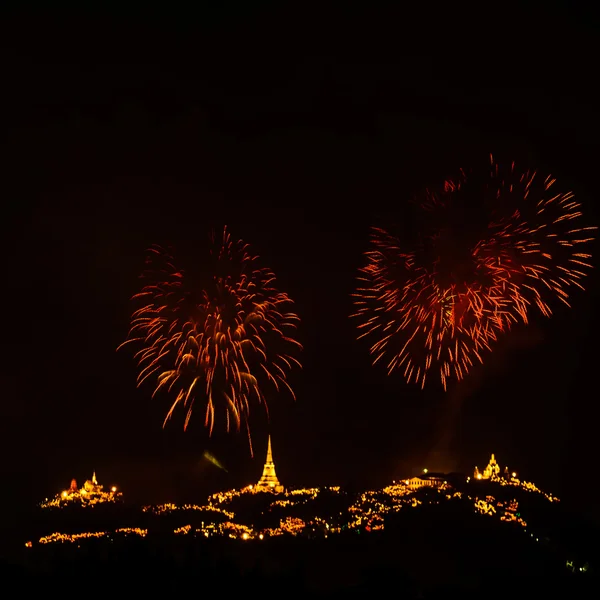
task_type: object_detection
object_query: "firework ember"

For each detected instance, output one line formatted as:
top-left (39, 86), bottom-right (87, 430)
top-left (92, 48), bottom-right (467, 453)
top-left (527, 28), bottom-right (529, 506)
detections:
top-left (118, 227), bottom-right (302, 451)
top-left (352, 154), bottom-right (595, 391)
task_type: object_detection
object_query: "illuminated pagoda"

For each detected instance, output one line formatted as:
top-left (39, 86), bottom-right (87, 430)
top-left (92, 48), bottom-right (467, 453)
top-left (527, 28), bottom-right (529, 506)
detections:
top-left (40, 471), bottom-right (122, 508)
top-left (254, 435), bottom-right (284, 493)
top-left (474, 453), bottom-right (501, 480)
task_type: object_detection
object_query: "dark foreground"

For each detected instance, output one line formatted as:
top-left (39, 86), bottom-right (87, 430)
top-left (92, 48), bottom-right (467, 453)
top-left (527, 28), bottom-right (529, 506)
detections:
top-left (2, 519), bottom-right (597, 598)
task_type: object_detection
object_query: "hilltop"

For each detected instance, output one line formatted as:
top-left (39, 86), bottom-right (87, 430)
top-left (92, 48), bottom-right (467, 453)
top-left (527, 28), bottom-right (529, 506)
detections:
top-left (6, 458), bottom-right (596, 596)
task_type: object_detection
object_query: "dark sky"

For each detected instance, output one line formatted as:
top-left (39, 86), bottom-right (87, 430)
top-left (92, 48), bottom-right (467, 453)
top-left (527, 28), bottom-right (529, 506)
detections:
top-left (1, 5), bottom-right (599, 522)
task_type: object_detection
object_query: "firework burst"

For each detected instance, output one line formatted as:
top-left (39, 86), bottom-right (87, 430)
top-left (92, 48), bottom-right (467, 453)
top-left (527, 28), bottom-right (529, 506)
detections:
top-left (118, 227), bottom-right (302, 452)
top-left (352, 154), bottom-right (595, 391)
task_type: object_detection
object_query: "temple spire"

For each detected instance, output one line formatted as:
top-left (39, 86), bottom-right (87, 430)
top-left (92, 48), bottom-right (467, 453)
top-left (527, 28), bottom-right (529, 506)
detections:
top-left (478, 453), bottom-right (500, 480)
top-left (255, 435), bottom-right (283, 493)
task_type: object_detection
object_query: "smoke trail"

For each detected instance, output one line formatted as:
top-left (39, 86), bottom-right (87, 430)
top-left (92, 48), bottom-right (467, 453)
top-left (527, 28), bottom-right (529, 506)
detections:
top-left (424, 324), bottom-right (544, 472)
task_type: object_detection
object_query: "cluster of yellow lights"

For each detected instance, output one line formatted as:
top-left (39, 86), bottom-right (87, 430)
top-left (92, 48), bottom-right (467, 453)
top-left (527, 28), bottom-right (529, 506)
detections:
top-left (142, 503), bottom-right (235, 519)
top-left (40, 473), bottom-right (121, 509)
top-left (135, 487), bottom-right (331, 541)
top-left (473, 497), bottom-right (527, 526)
top-left (474, 498), bottom-right (496, 516)
top-left (174, 524), bottom-right (192, 535)
top-left (494, 476), bottom-right (559, 502)
top-left (160, 475), bottom-right (539, 541)
top-left (207, 485), bottom-right (321, 506)
top-left (278, 516), bottom-right (306, 535)
top-left (473, 454), bottom-right (559, 503)
top-left (269, 488), bottom-right (320, 507)
top-left (347, 480), bottom-right (440, 530)
top-left (349, 483), bottom-right (530, 532)
top-left (31, 527), bottom-right (147, 547)
top-left (30, 456), bottom-right (554, 547)
top-left (269, 498), bottom-right (295, 508)
top-left (173, 516), bottom-right (308, 540)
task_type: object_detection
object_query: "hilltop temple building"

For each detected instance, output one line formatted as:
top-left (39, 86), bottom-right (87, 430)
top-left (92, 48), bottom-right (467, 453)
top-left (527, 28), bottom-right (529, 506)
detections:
top-left (405, 473), bottom-right (446, 491)
top-left (474, 454), bottom-right (505, 480)
top-left (40, 471), bottom-right (121, 508)
top-left (254, 435), bottom-right (284, 493)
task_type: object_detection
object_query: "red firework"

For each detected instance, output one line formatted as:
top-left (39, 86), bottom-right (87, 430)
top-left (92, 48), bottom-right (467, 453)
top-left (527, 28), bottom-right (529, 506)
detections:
top-left (352, 154), bottom-right (595, 390)
top-left (118, 227), bottom-right (302, 452)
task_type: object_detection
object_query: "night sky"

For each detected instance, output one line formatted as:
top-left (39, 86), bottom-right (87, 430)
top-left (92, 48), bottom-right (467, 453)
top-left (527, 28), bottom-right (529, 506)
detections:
top-left (1, 6), bottom-right (599, 523)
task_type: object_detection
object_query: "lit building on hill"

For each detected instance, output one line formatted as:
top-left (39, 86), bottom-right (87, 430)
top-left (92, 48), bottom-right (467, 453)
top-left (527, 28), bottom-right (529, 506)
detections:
top-left (472, 453), bottom-right (558, 502)
top-left (404, 473), bottom-right (446, 491)
top-left (474, 454), bottom-right (502, 480)
top-left (40, 471), bottom-right (122, 508)
top-left (254, 435), bottom-right (284, 493)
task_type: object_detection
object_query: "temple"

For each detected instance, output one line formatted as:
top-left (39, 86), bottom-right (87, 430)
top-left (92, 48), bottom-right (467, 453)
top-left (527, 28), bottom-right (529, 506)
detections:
top-left (40, 471), bottom-right (122, 508)
top-left (474, 453), bottom-right (501, 480)
top-left (405, 472), bottom-right (446, 491)
top-left (254, 435), bottom-right (284, 493)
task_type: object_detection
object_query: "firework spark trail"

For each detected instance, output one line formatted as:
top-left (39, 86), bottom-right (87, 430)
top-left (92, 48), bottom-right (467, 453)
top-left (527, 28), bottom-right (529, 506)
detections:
top-left (118, 227), bottom-right (302, 453)
top-left (352, 155), bottom-right (596, 391)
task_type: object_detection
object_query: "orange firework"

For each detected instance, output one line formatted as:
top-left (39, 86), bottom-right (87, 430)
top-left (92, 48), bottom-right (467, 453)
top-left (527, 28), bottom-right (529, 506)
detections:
top-left (352, 154), bottom-right (595, 391)
top-left (118, 227), bottom-right (302, 452)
